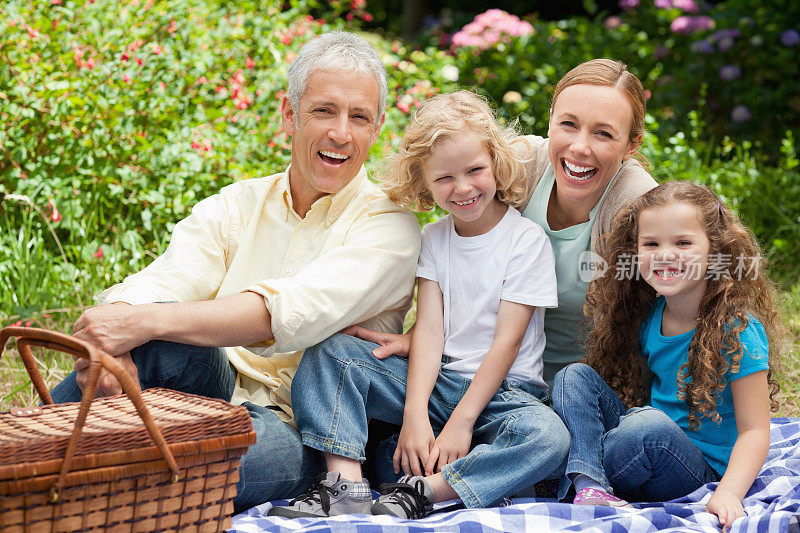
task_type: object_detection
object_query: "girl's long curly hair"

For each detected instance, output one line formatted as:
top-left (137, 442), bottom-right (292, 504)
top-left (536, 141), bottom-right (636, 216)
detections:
top-left (584, 181), bottom-right (784, 430)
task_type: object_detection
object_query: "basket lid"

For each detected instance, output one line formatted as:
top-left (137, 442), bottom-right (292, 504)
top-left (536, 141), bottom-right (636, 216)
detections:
top-left (0, 388), bottom-right (253, 467)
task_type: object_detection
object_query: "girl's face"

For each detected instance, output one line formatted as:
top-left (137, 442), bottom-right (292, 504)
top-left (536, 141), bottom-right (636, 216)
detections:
top-left (548, 84), bottom-right (640, 212)
top-left (636, 203), bottom-right (711, 303)
top-left (423, 129), bottom-right (506, 237)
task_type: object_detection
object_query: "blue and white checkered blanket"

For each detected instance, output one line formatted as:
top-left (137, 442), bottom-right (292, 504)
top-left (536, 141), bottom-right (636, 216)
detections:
top-left (229, 418), bottom-right (800, 532)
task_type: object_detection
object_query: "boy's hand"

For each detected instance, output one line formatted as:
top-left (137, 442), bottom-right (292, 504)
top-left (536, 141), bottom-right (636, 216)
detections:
top-left (426, 417), bottom-right (472, 475)
top-left (706, 489), bottom-right (744, 532)
top-left (394, 415), bottom-right (435, 476)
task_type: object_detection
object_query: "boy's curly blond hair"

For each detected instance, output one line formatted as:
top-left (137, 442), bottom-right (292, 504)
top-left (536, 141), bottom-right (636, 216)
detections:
top-left (381, 91), bottom-right (529, 211)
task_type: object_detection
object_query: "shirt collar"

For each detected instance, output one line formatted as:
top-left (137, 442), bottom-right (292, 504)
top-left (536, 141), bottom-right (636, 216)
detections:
top-left (280, 164), bottom-right (367, 225)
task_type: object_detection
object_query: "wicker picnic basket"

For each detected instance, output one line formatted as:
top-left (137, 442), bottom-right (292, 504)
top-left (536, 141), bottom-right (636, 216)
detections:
top-left (0, 326), bottom-right (257, 532)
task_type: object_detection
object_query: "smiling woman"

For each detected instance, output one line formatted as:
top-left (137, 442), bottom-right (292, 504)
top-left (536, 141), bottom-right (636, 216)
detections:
top-left (518, 59), bottom-right (657, 384)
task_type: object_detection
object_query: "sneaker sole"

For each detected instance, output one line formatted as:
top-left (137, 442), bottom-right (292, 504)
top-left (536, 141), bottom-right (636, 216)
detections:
top-left (267, 507), bottom-right (326, 519)
top-left (371, 502), bottom-right (403, 517)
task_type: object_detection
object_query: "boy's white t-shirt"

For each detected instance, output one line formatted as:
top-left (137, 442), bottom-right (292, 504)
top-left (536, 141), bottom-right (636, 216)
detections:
top-left (416, 206), bottom-right (558, 388)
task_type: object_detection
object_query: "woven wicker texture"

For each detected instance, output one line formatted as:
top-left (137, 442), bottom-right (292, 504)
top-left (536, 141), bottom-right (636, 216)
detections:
top-left (0, 388), bottom-right (253, 472)
top-left (0, 326), bottom-right (257, 532)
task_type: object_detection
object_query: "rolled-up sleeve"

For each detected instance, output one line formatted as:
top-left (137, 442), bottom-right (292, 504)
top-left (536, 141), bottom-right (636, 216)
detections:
top-left (245, 204), bottom-right (421, 353)
top-left (98, 189), bottom-right (238, 305)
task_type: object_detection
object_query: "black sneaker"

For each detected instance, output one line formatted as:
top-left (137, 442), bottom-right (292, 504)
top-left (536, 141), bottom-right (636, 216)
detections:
top-left (371, 475), bottom-right (435, 519)
top-left (268, 471), bottom-right (372, 518)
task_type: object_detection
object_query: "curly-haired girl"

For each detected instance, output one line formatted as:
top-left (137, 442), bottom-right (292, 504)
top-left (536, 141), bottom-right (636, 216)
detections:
top-left (552, 181), bottom-right (783, 530)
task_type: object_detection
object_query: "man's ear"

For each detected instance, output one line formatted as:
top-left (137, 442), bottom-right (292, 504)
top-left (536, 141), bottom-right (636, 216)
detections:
top-left (370, 112), bottom-right (386, 145)
top-left (624, 134), bottom-right (643, 161)
top-left (280, 96), bottom-right (296, 136)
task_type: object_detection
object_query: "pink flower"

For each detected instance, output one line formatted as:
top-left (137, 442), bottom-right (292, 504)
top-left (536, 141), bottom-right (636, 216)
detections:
top-left (122, 73), bottom-right (131, 84)
top-left (85, 57), bottom-right (95, 69)
top-left (245, 56), bottom-right (254, 69)
top-left (233, 69), bottom-right (245, 84)
top-left (191, 140), bottom-right (201, 150)
top-left (363, 12), bottom-right (373, 22)
top-left (672, 0), bottom-right (699, 13)
top-left (670, 16), bottom-right (692, 34)
top-left (397, 101), bottom-right (410, 113)
top-left (280, 34), bottom-right (291, 45)
top-left (604, 16), bottom-right (622, 30)
top-left (135, 57), bottom-right (143, 67)
top-left (619, 0), bottom-right (639, 11)
top-left (198, 76), bottom-right (208, 84)
top-left (24, 321), bottom-right (32, 327)
top-left (46, 201), bottom-right (62, 222)
top-left (168, 20), bottom-right (177, 34)
top-left (121, 51), bottom-right (130, 62)
top-left (644, 89), bottom-right (652, 100)
top-left (51, 0), bottom-right (61, 4)
top-left (93, 246), bottom-right (104, 259)
top-left (152, 44), bottom-right (162, 55)
top-left (159, 81), bottom-right (166, 90)
top-left (202, 140), bottom-right (212, 152)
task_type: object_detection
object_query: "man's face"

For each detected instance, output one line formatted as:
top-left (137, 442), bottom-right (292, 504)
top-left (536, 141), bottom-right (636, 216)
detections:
top-left (282, 69), bottom-right (384, 214)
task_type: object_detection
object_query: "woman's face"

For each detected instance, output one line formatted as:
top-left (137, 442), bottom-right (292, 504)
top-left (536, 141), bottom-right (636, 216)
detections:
top-left (547, 84), bottom-right (640, 213)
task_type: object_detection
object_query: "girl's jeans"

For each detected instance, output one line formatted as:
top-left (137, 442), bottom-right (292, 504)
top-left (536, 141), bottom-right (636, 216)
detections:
top-left (292, 333), bottom-right (570, 508)
top-left (50, 340), bottom-right (323, 514)
top-left (552, 363), bottom-right (720, 501)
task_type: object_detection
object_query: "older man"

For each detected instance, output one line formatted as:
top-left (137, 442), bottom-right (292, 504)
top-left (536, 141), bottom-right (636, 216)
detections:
top-left (51, 31), bottom-right (421, 512)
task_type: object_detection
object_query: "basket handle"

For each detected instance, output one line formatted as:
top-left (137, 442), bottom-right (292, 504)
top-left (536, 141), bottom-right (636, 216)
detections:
top-left (0, 326), bottom-right (181, 500)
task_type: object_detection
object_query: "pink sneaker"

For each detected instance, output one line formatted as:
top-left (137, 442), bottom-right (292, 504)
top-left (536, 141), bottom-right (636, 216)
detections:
top-left (573, 488), bottom-right (633, 508)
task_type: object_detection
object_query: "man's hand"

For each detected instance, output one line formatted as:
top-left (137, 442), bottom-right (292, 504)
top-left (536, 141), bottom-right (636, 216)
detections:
top-left (72, 302), bottom-right (148, 397)
top-left (341, 325), bottom-right (411, 359)
top-left (72, 302), bottom-right (151, 356)
top-left (73, 351), bottom-right (141, 397)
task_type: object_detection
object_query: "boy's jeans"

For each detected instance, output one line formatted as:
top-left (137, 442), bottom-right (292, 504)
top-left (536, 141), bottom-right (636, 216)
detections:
top-left (292, 333), bottom-right (570, 508)
top-left (552, 363), bottom-right (719, 501)
top-left (50, 340), bottom-right (323, 514)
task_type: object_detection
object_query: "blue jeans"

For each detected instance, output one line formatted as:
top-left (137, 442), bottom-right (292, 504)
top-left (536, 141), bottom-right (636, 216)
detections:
top-left (292, 333), bottom-right (570, 508)
top-left (552, 363), bottom-right (720, 501)
top-left (50, 340), bottom-right (323, 514)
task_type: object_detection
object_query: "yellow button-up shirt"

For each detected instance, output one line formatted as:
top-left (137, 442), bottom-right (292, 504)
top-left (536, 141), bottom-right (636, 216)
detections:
top-left (98, 166), bottom-right (421, 425)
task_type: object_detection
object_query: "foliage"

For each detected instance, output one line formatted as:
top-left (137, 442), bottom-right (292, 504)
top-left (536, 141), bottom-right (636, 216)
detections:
top-left (0, 0), bottom-right (458, 320)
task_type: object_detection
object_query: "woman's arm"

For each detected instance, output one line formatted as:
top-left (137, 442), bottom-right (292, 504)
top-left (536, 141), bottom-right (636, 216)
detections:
top-left (393, 278), bottom-right (445, 476)
top-left (426, 299), bottom-right (535, 473)
top-left (706, 370), bottom-right (770, 532)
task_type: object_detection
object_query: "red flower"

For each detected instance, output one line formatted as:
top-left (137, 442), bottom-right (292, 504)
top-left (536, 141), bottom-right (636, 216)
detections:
top-left (121, 52), bottom-right (130, 61)
top-left (135, 58), bottom-right (143, 67)
top-left (245, 56), bottom-right (254, 69)
top-left (122, 73), bottom-right (131, 84)
top-left (168, 20), bottom-right (177, 34)
top-left (85, 57), bottom-right (95, 69)
top-left (93, 246), bottom-right (104, 259)
top-left (47, 201), bottom-right (62, 222)
top-left (191, 140), bottom-right (201, 150)
top-left (152, 44), bottom-right (162, 55)
top-left (51, 0), bottom-right (61, 4)
top-left (363, 13), bottom-right (373, 22)
top-left (24, 321), bottom-right (32, 327)
top-left (280, 34), bottom-right (291, 45)
top-left (198, 76), bottom-right (207, 84)
top-left (159, 81), bottom-right (166, 90)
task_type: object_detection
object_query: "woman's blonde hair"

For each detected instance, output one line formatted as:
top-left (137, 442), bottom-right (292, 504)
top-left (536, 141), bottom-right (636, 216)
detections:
top-left (552, 59), bottom-right (646, 158)
top-left (381, 91), bottom-right (529, 211)
top-left (584, 181), bottom-right (784, 430)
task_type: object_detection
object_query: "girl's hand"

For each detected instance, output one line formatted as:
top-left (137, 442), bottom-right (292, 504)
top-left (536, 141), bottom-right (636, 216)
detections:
top-left (706, 489), bottom-right (745, 532)
top-left (394, 415), bottom-right (435, 476)
top-left (426, 417), bottom-right (472, 475)
top-left (341, 326), bottom-right (412, 359)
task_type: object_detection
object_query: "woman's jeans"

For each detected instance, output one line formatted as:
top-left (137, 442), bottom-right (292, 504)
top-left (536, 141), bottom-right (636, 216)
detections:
top-left (292, 333), bottom-right (570, 508)
top-left (50, 340), bottom-right (323, 514)
top-left (552, 363), bottom-right (720, 501)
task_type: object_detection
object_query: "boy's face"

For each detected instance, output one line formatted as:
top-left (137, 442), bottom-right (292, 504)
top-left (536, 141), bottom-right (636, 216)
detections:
top-left (423, 129), bottom-right (506, 237)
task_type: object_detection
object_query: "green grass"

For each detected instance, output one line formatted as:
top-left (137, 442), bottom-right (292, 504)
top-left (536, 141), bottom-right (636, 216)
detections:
top-left (2, 296), bottom-right (799, 417)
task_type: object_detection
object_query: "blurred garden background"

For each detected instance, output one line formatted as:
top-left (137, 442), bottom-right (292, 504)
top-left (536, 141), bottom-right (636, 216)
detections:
top-left (1, 0), bottom-right (798, 412)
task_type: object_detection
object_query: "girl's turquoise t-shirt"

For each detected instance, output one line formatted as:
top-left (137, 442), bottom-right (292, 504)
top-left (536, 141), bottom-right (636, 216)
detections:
top-left (639, 297), bottom-right (770, 476)
top-left (521, 163), bottom-right (612, 385)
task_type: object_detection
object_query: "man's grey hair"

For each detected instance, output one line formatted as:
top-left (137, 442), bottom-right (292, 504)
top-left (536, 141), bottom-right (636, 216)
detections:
top-left (287, 31), bottom-right (388, 119)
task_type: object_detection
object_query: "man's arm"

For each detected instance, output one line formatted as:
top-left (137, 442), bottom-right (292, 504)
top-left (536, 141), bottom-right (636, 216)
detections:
top-left (73, 292), bottom-right (272, 355)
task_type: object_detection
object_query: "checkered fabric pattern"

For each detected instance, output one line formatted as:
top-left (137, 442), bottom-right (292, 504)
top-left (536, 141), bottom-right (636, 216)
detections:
top-left (230, 418), bottom-right (800, 532)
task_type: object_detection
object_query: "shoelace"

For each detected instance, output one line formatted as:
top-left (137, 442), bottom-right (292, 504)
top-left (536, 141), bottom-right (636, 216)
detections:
top-left (378, 479), bottom-right (429, 519)
top-left (289, 473), bottom-right (338, 514)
